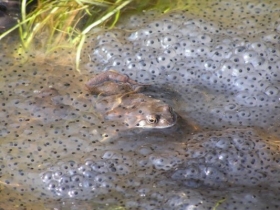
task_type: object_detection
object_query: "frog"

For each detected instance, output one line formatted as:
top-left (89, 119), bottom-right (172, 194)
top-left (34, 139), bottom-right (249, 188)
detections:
top-left (85, 70), bottom-right (177, 129)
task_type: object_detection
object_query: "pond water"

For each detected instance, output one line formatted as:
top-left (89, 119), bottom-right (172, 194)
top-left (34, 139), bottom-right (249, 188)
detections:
top-left (1, 0), bottom-right (280, 209)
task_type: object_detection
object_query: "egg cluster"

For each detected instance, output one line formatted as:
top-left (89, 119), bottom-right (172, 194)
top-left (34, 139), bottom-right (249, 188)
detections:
top-left (41, 155), bottom-right (134, 199)
top-left (1, 0), bottom-right (280, 209)
top-left (85, 5), bottom-right (280, 132)
top-left (172, 128), bottom-right (280, 188)
top-left (38, 128), bottom-right (280, 208)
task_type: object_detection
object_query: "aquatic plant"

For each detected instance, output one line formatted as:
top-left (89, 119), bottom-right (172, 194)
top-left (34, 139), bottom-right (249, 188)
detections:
top-left (0, 0), bottom-right (189, 69)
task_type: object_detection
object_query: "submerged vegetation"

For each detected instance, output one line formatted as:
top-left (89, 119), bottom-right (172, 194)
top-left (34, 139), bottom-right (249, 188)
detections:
top-left (0, 0), bottom-right (189, 69)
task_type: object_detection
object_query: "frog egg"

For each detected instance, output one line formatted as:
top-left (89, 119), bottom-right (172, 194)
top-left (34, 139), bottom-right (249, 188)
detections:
top-left (180, 21), bottom-right (200, 35)
top-left (195, 46), bottom-right (211, 56)
top-left (250, 42), bottom-right (267, 52)
top-left (229, 54), bottom-right (244, 64)
top-left (146, 68), bottom-right (161, 78)
top-left (156, 54), bottom-right (173, 68)
top-left (163, 47), bottom-right (178, 58)
top-left (134, 48), bottom-right (148, 60)
top-left (211, 45), bottom-right (233, 61)
top-left (70, 174), bottom-right (84, 187)
top-left (195, 34), bottom-right (212, 44)
top-left (242, 50), bottom-right (259, 63)
top-left (204, 59), bottom-right (221, 71)
top-left (162, 19), bottom-right (179, 32)
top-left (209, 136), bottom-right (231, 149)
top-left (218, 60), bottom-right (237, 76)
top-left (120, 69), bottom-right (137, 81)
top-left (59, 160), bottom-right (78, 174)
top-left (178, 38), bottom-right (193, 50)
top-left (57, 175), bottom-right (70, 186)
top-left (147, 19), bottom-right (178, 33)
top-left (262, 32), bottom-right (280, 44)
top-left (127, 15), bottom-right (146, 27)
top-left (229, 63), bottom-right (252, 78)
top-left (149, 154), bottom-right (180, 171)
top-left (234, 76), bottom-right (258, 92)
top-left (82, 170), bottom-right (97, 179)
top-left (119, 43), bottom-right (134, 54)
top-left (136, 70), bottom-right (153, 82)
top-left (110, 56), bottom-right (126, 67)
top-left (71, 97), bottom-right (91, 112)
top-left (199, 72), bottom-right (217, 87)
top-left (114, 164), bottom-right (131, 175)
top-left (97, 36), bottom-right (119, 46)
top-left (266, 53), bottom-right (279, 63)
top-left (55, 185), bottom-right (70, 196)
top-left (160, 34), bottom-right (178, 48)
top-left (90, 161), bottom-right (109, 173)
top-left (93, 174), bottom-right (111, 185)
top-left (235, 92), bottom-right (258, 107)
top-left (126, 62), bottom-right (137, 70)
top-left (267, 63), bottom-right (280, 80)
top-left (102, 151), bottom-right (116, 159)
top-left (162, 71), bottom-right (185, 85)
top-left (236, 109), bottom-right (252, 120)
top-left (147, 20), bottom-right (166, 32)
top-left (202, 166), bottom-right (227, 185)
top-left (264, 85), bottom-right (279, 97)
top-left (136, 59), bottom-right (155, 71)
top-left (46, 180), bottom-right (59, 191)
top-left (267, 47), bottom-right (280, 57)
top-left (93, 45), bottom-right (119, 62)
top-left (231, 135), bottom-right (255, 151)
top-left (170, 62), bottom-right (196, 76)
top-left (171, 165), bottom-right (201, 180)
top-left (250, 55), bottom-right (268, 70)
top-left (127, 28), bottom-right (152, 41)
top-left (82, 178), bottom-right (96, 189)
top-left (143, 36), bottom-right (162, 48)
top-left (234, 46), bottom-right (247, 54)
top-left (51, 170), bottom-right (64, 180)
top-left (184, 45), bottom-right (202, 58)
top-left (166, 190), bottom-right (207, 209)
top-left (68, 188), bottom-right (84, 198)
top-left (41, 171), bottom-right (53, 183)
top-left (123, 55), bottom-right (137, 65)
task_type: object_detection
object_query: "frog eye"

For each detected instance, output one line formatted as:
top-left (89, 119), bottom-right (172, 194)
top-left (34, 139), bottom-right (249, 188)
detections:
top-left (147, 115), bottom-right (159, 124)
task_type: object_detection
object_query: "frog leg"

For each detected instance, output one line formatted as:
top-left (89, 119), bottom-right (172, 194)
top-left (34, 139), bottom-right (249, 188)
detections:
top-left (86, 70), bottom-right (142, 88)
top-left (101, 92), bottom-right (135, 118)
top-left (95, 94), bottom-right (123, 113)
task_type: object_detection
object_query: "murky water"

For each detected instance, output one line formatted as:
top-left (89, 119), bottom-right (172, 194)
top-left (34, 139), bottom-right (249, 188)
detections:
top-left (1, 0), bottom-right (280, 209)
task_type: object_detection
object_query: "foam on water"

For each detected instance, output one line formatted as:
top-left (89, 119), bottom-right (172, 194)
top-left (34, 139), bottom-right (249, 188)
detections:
top-left (2, 0), bottom-right (280, 209)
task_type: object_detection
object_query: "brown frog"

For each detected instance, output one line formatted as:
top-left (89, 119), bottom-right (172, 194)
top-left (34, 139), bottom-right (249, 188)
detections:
top-left (86, 70), bottom-right (177, 129)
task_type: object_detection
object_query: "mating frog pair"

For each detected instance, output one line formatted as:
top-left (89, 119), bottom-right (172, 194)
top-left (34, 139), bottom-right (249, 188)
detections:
top-left (86, 70), bottom-right (177, 129)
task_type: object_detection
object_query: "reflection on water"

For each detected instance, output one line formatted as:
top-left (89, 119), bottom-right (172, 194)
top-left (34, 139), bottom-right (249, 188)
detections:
top-left (1, 0), bottom-right (280, 209)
